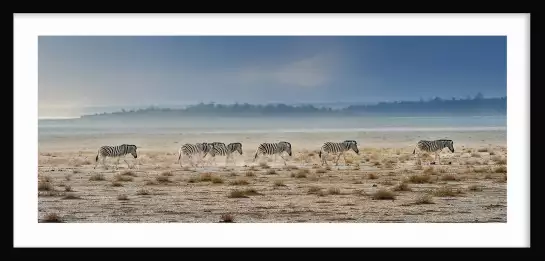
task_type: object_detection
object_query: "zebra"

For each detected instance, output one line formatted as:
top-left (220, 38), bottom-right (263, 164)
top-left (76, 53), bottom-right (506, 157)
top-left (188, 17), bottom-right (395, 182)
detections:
top-left (204, 142), bottom-right (243, 166)
top-left (94, 144), bottom-right (138, 169)
top-left (177, 142), bottom-right (213, 167)
top-left (412, 139), bottom-right (455, 165)
top-left (253, 141), bottom-right (292, 166)
top-left (319, 140), bottom-right (360, 166)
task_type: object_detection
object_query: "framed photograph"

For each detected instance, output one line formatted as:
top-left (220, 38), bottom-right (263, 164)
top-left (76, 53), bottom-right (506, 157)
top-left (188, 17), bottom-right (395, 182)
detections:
top-left (14, 13), bottom-right (529, 248)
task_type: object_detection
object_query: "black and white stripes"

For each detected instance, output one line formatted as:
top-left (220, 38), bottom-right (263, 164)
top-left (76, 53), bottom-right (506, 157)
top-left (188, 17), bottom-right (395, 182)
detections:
top-left (94, 144), bottom-right (138, 169)
top-left (177, 142), bottom-right (212, 167)
top-left (413, 139), bottom-right (455, 165)
top-left (204, 142), bottom-right (243, 165)
top-left (253, 141), bottom-right (292, 165)
top-left (319, 140), bottom-right (360, 166)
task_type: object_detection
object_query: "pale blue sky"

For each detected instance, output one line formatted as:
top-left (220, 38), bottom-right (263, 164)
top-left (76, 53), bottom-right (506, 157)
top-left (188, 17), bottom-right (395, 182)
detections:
top-left (39, 36), bottom-right (506, 110)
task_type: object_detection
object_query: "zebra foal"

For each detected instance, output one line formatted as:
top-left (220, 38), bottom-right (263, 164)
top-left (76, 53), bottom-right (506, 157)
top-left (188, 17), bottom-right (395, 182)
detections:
top-left (253, 141), bottom-right (292, 166)
top-left (319, 140), bottom-right (360, 166)
top-left (94, 144), bottom-right (138, 169)
top-left (412, 139), bottom-right (455, 165)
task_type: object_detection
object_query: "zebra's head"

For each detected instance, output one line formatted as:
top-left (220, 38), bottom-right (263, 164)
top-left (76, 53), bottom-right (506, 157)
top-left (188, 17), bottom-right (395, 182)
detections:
top-left (197, 142), bottom-right (210, 152)
top-left (344, 140), bottom-right (359, 154)
top-left (229, 142), bottom-right (243, 155)
top-left (445, 140), bottom-right (454, 153)
top-left (126, 144), bottom-right (138, 158)
top-left (279, 141), bottom-right (292, 156)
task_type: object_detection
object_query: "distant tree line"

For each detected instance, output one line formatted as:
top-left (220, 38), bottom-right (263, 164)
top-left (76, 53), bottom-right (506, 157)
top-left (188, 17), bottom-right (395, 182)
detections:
top-left (82, 93), bottom-right (506, 118)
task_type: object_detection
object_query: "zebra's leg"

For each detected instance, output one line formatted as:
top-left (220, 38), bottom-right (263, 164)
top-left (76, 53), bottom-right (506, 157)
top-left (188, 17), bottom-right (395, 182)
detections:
top-left (115, 157), bottom-right (121, 169)
top-left (342, 152), bottom-right (348, 165)
top-left (102, 157), bottom-right (108, 170)
top-left (335, 153), bottom-right (342, 166)
top-left (94, 155), bottom-right (100, 169)
top-left (279, 154), bottom-right (288, 166)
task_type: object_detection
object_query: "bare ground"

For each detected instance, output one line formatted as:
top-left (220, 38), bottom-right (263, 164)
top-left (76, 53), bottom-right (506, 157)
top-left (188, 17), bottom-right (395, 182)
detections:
top-left (38, 145), bottom-right (507, 223)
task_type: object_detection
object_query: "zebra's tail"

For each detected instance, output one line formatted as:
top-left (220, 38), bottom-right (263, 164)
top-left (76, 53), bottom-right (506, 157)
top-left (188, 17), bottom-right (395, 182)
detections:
top-left (95, 150), bottom-right (100, 162)
top-left (319, 150), bottom-right (322, 158)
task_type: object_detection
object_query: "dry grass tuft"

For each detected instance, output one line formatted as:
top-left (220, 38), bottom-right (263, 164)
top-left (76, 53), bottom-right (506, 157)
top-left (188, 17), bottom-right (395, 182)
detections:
top-left (292, 169), bottom-right (309, 178)
top-left (89, 174), bottom-right (105, 181)
top-left (228, 188), bottom-right (262, 198)
top-left (266, 169), bottom-right (277, 175)
top-left (274, 180), bottom-right (286, 187)
top-left (145, 180), bottom-right (159, 185)
top-left (245, 171), bottom-right (256, 177)
top-left (117, 194), bottom-right (129, 200)
top-left (111, 181), bottom-right (123, 187)
top-left (492, 156), bottom-right (507, 165)
top-left (259, 162), bottom-right (270, 169)
top-left (477, 148), bottom-right (489, 153)
top-left (228, 190), bottom-right (248, 198)
top-left (121, 170), bottom-right (138, 177)
top-left (327, 187), bottom-right (341, 195)
top-left (38, 181), bottom-right (54, 191)
top-left (474, 167), bottom-right (490, 173)
top-left (372, 189), bottom-right (396, 200)
top-left (220, 214), bottom-right (234, 223)
top-left (368, 173), bottom-right (378, 179)
top-left (414, 194), bottom-right (434, 204)
top-left (315, 168), bottom-right (327, 174)
top-left (392, 182), bottom-right (412, 192)
top-left (115, 174), bottom-right (134, 182)
top-left (307, 186), bottom-right (322, 194)
top-left (160, 171), bottom-right (173, 176)
top-left (407, 174), bottom-right (432, 184)
top-left (155, 175), bottom-right (171, 183)
top-left (64, 185), bottom-right (73, 192)
top-left (494, 166), bottom-right (507, 173)
top-left (211, 176), bottom-right (224, 184)
top-left (468, 184), bottom-right (483, 191)
top-left (42, 213), bottom-right (62, 223)
top-left (62, 193), bottom-right (81, 200)
top-left (230, 179), bottom-right (249, 186)
top-left (441, 174), bottom-right (458, 181)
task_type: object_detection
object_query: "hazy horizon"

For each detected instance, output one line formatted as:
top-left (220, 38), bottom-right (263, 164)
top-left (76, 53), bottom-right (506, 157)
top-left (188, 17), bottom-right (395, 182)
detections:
top-left (39, 36), bottom-right (506, 118)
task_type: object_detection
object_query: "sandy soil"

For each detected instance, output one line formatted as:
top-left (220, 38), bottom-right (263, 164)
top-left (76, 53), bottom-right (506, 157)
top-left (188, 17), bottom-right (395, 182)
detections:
top-left (38, 131), bottom-right (507, 223)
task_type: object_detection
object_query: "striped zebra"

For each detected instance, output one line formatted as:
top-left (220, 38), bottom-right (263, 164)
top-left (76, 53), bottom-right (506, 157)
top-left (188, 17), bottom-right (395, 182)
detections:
top-left (94, 144), bottom-right (138, 169)
top-left (412, 139), bottom-right (455, 165)
top-left (204, 142), bottom-right (243, 166)
top-left (319, 140), bottom-right (360, 166)
top-left (253, 141), bottom-right (292, 166)
top-left (177, 142), bottom-right (213, 167)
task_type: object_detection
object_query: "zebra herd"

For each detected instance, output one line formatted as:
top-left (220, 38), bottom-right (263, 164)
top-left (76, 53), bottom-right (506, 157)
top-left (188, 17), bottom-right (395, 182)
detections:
top-left (93, 139), bottom-right (456, 169)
